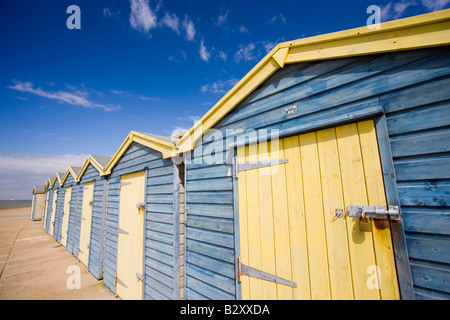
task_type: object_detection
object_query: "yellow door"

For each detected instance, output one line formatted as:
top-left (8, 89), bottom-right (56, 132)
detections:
top-left (49, 190), bottom-right (58, 236)
top-left (79, 182), bottom-right (94, 267)
top-left (61, 186), bottom-right (72, 247)
top-left (116, 171), bottom-right (145, 300)
top-left (237, 120), bottom-right (399, 300)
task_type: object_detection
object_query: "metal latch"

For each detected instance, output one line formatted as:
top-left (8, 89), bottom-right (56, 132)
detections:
top-left (136, 273), bottom-right (144, 282)
top-left (136, 202), bottom-right (146, 211)
top-left (346, 205), bottom-right (401, 221)
top-left (89, 200), bottom-right (93, 206)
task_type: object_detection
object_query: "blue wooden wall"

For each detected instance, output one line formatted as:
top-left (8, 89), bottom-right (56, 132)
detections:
top-left (53, 179), bottom-right (65, 242)
top-left (44, 189), bottom-right (53, 233)
top-left (66, 183), bottom-right (80, 256)
top-left (103, 142), bottom-right (178, 299)
top-left (184, 46), bottom-right (450, 300)
top-left (70, 163), bottom-right (108, 280)
top-left (58, 174), bottom-right (76, 244)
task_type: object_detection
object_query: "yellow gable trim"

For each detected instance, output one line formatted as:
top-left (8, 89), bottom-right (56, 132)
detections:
top-left (175, 9), bottom-right (450, 154)
top-left (76, 155), bottom-right (105, 182)
top-left (103, 131), bottom-right (175, 176)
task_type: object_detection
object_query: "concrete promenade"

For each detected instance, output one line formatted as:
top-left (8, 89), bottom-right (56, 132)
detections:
top-left (0, 207), bottom-right (117, 300)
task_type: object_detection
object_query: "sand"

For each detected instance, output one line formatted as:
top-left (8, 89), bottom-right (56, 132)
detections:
top-left (0, 207), bottom-right (117, 300)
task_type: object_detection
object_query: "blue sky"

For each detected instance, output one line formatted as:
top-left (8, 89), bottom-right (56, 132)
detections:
top-left (0, 0), bottom-right (449, 199)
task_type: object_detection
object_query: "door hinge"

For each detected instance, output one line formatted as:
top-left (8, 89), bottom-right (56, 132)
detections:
top-left (346, 205), bottom-right (401, 221)
top-left (233, 156), bottom-right (288, 178)
top-left (118, 228), bottom-right (129, 235)
top-left (136, 202), bottom-right (146, 211)
top-left (120, 181), bottom-right (131, 189)
top-left (116, 276), bottom-right (127, 288)
top-left (236, 256), bottom-right (297, 288)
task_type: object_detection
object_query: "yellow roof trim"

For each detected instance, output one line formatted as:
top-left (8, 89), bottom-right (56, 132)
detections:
top-left (76, 155), bottom-right (105, 182)
top-left (50, 172), bottom-right (64, 188)
top-left (61, 166), bottom-right (81, 185)
top-left (175, 9), bottom-right (450, 154)
top-left (104, 131), bottom-right (175, 176)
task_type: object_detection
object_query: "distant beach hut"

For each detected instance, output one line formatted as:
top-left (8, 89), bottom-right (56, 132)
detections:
top-left (43, 178), bottom-right (52, 231)
top-left (58, 166), bottom-right (82, 248)
top-left (71, 155), bottom-right (111, 280)
top-left (102, 131), bottom-right (184, 300)
top-left (47, 172), bottom-right (65, 239)
top-left (30, 185), bottom-right (45, 221)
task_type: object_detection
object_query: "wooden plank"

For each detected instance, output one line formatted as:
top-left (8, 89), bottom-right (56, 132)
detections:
top-left (410, 260), bottom-right (450, 294)
top-left (394, 154), bottom-right (450, 181)
top-left (245, 142), bottom-right (263, 299)
top-left (316, 127), bottom-right (353, 299)
top-left (336, 123), bottom-right (379, 299)
top-left (299, 131), bottom-right (331, 299)
top-left (283, 135), bottom-right (310, 300)
top-left (357, 120), bottom-right (400, 300)
top-left (389, 127), bottom-right (450, 158)
top-left (387, 101), bottom-right (450, 135)
top-left (257, 141), bottom-right (277, 299)
top-left (406, 234), bottom-right (450, 264)
top-left (402, 207), bottom-right (450, 236)
top-left (397, 180), bottom-right (450, 207)
top-left (269, 139), bottom-right (293, 299)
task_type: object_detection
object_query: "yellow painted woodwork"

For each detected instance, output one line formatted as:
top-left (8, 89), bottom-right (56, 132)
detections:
top-left (238, 120), bottom-right (399, 300)
top-left (79, 182), bottom-right (94, 267)
top-left (116, 171), bottom-right (146, 300)
top-left (49, 189), bottom-right (57, 236)
top-left (61, 186), bottom-right (72, 248)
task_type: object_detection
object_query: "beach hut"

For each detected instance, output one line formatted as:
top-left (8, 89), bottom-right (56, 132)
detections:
top-left (48, 172), bottom-right (65, 239)
top-left (69, 155), bottom-right (111, 280)
top-left (57, 166), bottom-right (82, 248)
top-left (102, 131), bottom-right (184, 300)
top-left (172, 10), bottom-right (450, 300)
top-left (43, 178), bottom-right (52, 231)
top-left (30, 185), bottom-right (45, 221)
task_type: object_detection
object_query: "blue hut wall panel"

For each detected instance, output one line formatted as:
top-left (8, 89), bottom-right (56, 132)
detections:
top-left (66, 183), bottom-right (81, 256)
top-left (53, 179), bottom-right (65, 243)
top-left (183, 46), bottom-right (450, 300)
top-left (44, 188), bottom-right (53, 234)
top-left (71, 163), bottom-right (107, 280)
top-left (103, 142), bottom-right (178, 300)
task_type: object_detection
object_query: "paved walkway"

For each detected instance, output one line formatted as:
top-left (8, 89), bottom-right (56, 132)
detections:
top-left (0, 207), bottom-right (117, 300)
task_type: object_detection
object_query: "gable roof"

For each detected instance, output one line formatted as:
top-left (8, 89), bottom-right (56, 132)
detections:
top-left (61, 166), bottom-right (82, 185)
top-left (50, 172), bottom-right (65, 188)
top-left (32, 185), bottom-right (45, 194)
top-left (76, 155), bottom-right (112, 182)
top-left (174, 9), bottom-right (450, 154)
top-left (104, 131), bottom-right (175, 175)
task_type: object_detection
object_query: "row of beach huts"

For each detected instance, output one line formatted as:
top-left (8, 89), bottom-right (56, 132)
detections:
top-left (30, 10), bottom-right (450, 300)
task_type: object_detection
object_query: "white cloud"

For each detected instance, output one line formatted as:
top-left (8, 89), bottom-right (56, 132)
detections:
top-left (269, 13), bottom-right (287, 24)
top-left (199, 39), bottom-right (211, 62)
top-left (103, 7), bottom-right (120, 19)
top-left (217, 51), bottom-right (227, 62)
top-left (201, 77), bottom-right (239, 94)
top-left (0, 153), bottom-right (88, 200)
top-left (182, 15), bottom-right (196, 41)
top-left (421, 0), bottom-right (450, 11)
top-left (239, 25), bottom-right (249, 33)
top-left (234, 43), bottom-right (258, 63)
top-left (129, 0), bottom-right (158, 35)
top-left (381, 0), bottom-right (418, 21)
top-left (215, 10), bottom-right (229, 26)
top-left (160, 12), bottom-right (180, 35)
top-left (8, 81), bottom-right (120, 111)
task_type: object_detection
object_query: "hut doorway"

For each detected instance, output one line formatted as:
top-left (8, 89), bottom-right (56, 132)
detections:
top-left (116, 170), bottom-right (146, 300)
top-left (61, 186), bottom-right (72, 247)
top-left (79, 181), bottom-right (94, 267)
top-left (236, 120), bottom-right (400, 300)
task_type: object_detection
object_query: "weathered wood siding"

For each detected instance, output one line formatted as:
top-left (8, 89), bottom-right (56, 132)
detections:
top-left (44, 189), bottom-right (53, 233)
top-left (73, 163), bottom-right (107, 279)
top-left (184, 46), bottom-right (450, 300)
top-left (66, 184), bottom-right (80, 255)
top-left (103, 142), bottom-right (178, 299)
